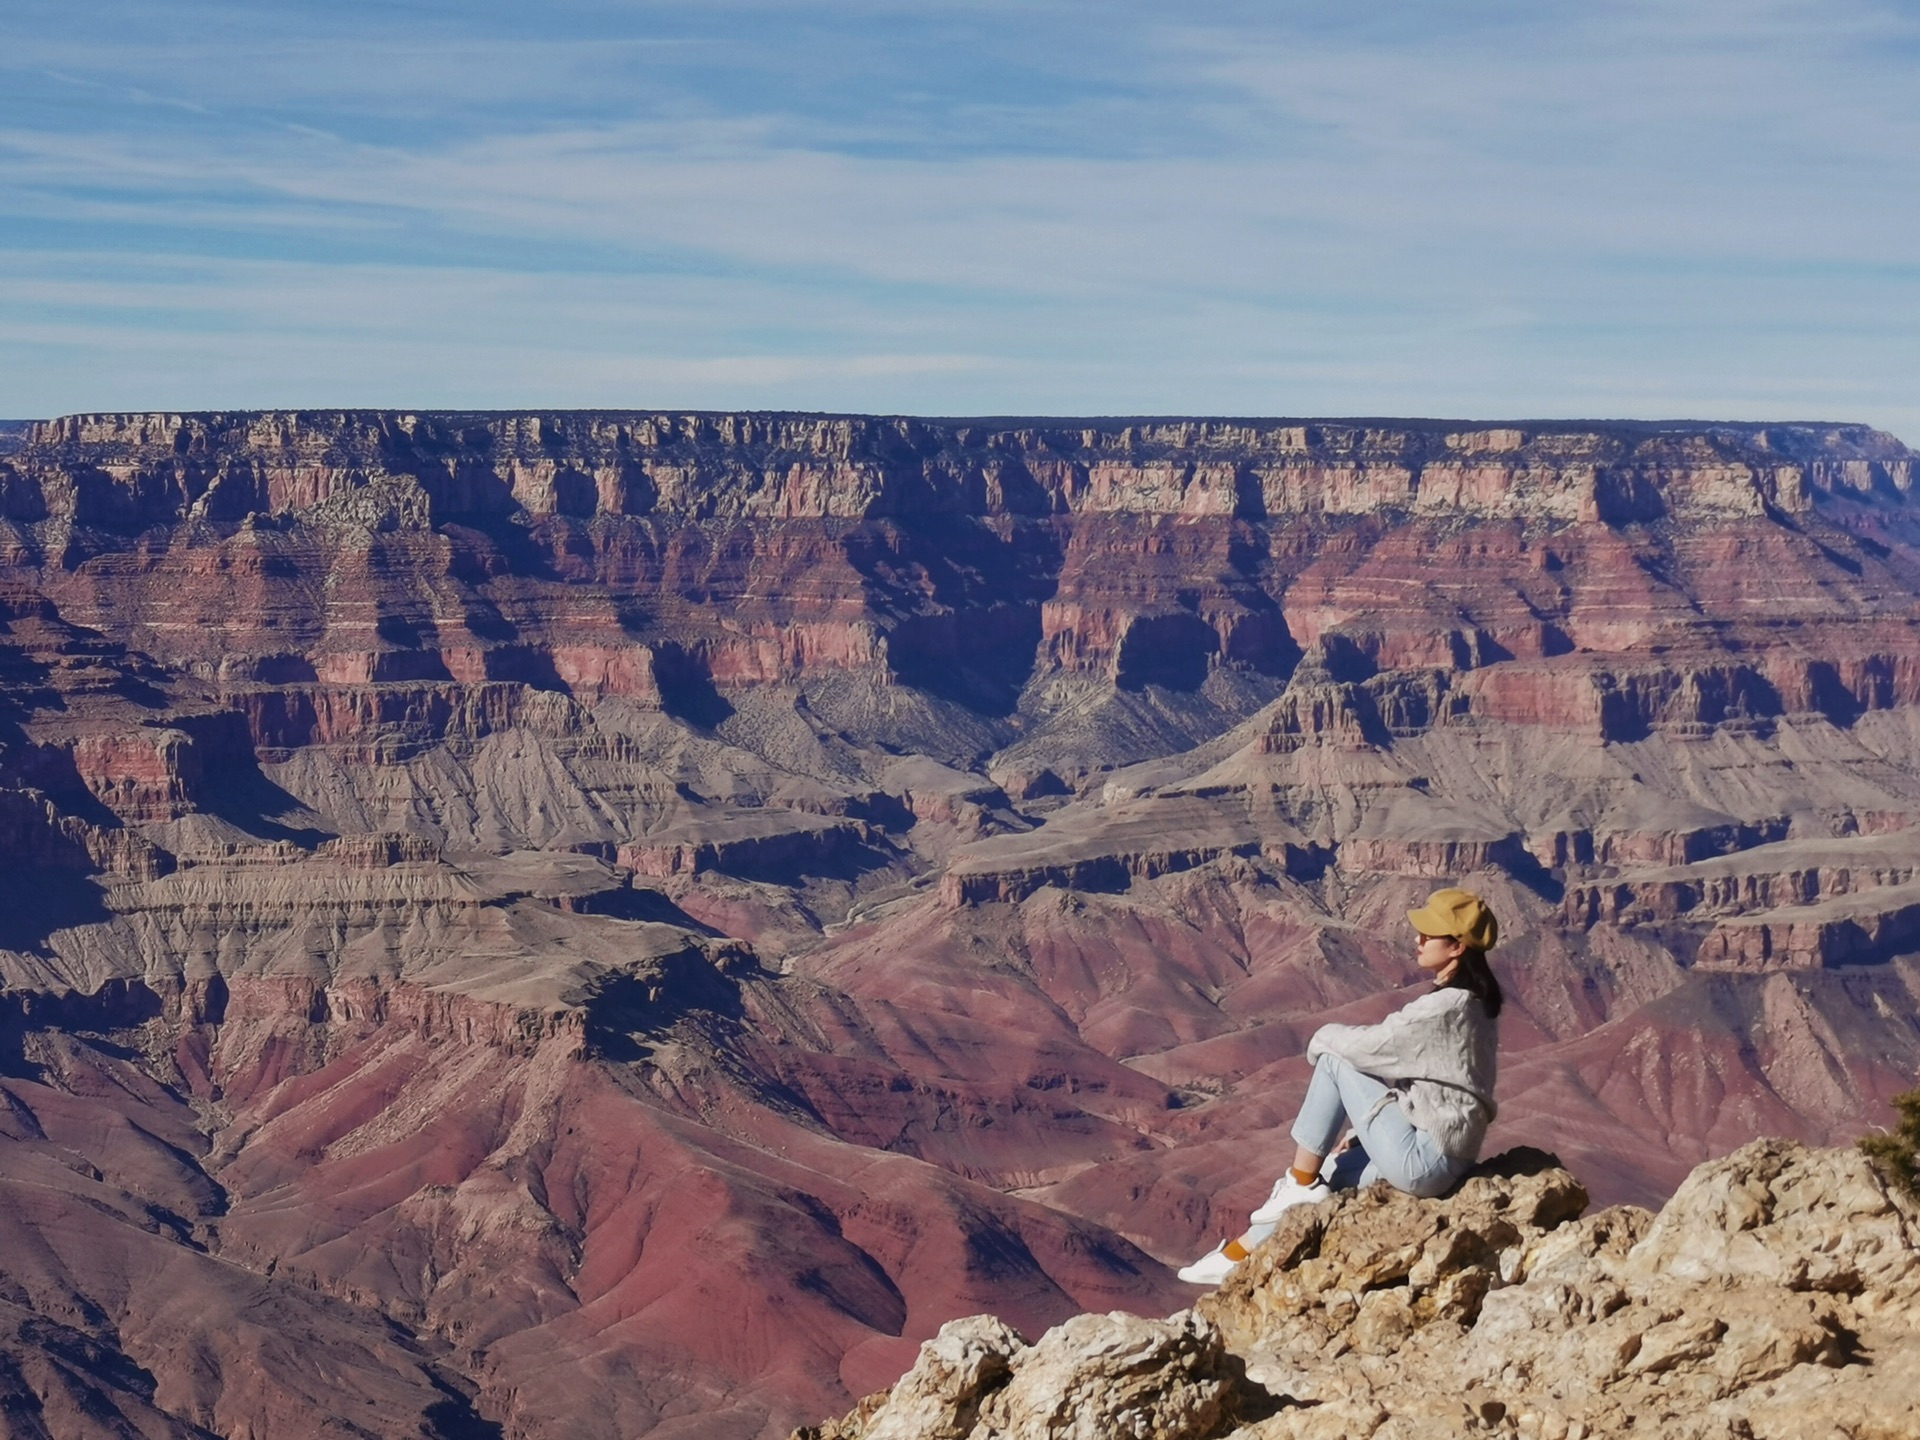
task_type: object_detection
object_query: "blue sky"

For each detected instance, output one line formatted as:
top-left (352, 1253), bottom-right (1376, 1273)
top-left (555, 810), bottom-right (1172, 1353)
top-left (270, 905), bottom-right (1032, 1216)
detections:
top-left (3, 0), bottom-right (1919, 434)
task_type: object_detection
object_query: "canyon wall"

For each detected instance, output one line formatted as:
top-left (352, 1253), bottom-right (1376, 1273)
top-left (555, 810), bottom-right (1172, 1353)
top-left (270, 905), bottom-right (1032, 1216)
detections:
top-left (4, 412), bottom-right (1913, 716)
top-left (0, 411), bottom-right (1918, 1437)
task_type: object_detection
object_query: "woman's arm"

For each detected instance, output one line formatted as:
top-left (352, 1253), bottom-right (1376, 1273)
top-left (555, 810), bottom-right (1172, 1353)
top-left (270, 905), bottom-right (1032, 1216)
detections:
top-left (1306, 990), bottom-right (1463, 1080)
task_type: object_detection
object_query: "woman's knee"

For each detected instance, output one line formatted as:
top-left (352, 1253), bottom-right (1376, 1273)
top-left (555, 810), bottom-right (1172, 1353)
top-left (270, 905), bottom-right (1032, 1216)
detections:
top-left (1311, 1051), bottom-right (1354, 1082)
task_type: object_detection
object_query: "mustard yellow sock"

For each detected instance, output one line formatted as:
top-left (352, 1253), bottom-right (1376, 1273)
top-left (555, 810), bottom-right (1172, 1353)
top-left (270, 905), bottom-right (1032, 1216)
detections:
top-left (1222, 1239), bottom-right (1249, 1262)
top-left (1289, 1166), bottom-right (1319, 1187)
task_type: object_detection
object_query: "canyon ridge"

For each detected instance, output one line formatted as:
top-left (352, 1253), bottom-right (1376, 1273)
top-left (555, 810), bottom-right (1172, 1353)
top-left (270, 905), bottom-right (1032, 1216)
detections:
top-left (0, 411), bottom-right (1917, 1438)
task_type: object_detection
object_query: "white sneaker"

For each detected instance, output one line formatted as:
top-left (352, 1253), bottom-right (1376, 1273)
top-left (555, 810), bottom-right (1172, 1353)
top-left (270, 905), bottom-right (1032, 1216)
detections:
top-left (1176, 1241), bottom-right (1239, 1285)
top-left (1249, 1173), bottom-right (1330, 1225)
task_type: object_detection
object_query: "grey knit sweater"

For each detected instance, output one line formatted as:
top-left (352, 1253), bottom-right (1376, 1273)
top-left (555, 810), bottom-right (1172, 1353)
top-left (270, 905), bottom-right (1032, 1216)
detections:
top-left (1305, 985), bottom-right (1499, 1161)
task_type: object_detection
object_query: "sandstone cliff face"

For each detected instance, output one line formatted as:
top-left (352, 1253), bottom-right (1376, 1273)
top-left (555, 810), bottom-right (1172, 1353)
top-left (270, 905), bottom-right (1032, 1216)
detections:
top-left (15, 413), bottom-right (1908, 528)
top-left (3, 412), bottom-right (1914, 729)
top-left (799, 1140), bottom-right (1920, 1440)
top-left (2, 411), bottom-right (1920, 1437)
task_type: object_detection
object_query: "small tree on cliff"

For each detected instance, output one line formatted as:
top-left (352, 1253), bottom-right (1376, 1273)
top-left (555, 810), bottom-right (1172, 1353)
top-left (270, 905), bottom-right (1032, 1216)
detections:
top-left (1860, 1086), bottom-right (1920, 1195)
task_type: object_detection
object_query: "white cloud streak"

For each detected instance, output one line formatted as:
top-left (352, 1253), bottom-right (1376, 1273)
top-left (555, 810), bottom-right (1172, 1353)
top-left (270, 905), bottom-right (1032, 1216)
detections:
top-left (0, 0), bottom-right (1917, 432)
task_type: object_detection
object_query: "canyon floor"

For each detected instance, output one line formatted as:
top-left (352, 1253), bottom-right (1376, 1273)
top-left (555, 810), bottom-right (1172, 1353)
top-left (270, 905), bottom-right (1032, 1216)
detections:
top-left (0, 412), bottom-right (1917, 1438)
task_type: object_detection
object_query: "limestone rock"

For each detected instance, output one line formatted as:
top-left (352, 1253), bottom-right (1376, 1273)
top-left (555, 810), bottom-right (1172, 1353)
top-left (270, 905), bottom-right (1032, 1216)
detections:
top-left (800, 1142), bottom-right (1920, 1440)
top-left (802, 1310), bottom-right (1245, 1440)
top-left (841, 1316), bottom-right (1025, 1440)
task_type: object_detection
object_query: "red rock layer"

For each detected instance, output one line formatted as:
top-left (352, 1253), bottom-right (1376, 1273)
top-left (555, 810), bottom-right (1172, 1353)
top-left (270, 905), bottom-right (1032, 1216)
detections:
top-left (3, 414), bottom-right (1914, 744)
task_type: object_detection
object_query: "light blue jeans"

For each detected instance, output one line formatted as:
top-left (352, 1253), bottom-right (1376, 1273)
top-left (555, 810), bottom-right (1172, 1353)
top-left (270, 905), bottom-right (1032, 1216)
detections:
top-left (1290, 1052), bottom-right (1469, 1198)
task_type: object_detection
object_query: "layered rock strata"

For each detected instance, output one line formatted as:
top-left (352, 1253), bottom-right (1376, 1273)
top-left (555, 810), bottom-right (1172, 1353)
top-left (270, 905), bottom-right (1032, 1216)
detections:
top-left (2, 412), bottom-right (1920, 1436)
top-left (3, 414), bottom-right (1915, 744)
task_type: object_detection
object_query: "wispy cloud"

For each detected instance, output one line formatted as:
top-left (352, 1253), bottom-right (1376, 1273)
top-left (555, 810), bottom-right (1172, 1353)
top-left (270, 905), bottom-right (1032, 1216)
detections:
top-left (1, 0), bottom-right (1917, 432)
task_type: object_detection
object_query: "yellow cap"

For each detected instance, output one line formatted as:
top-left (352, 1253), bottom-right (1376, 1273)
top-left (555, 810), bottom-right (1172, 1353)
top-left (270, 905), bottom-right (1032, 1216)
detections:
top-left (1407, 888), bottom-right (1499, 951)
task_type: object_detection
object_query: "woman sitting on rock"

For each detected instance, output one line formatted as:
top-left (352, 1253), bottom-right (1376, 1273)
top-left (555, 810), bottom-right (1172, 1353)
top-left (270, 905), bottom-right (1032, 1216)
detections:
top-left (1179, 887), bottom-right (1503, 1285)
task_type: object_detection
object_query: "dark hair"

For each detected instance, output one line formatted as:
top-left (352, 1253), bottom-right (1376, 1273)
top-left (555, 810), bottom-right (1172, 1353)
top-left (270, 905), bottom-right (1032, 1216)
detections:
top-left (1442, 947), bottom-right (1503, 1018)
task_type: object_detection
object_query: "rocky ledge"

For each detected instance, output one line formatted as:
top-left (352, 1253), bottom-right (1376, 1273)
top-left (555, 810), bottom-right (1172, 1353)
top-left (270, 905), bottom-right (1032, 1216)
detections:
top-left (795, 1139), bottom-right (1919, 1440)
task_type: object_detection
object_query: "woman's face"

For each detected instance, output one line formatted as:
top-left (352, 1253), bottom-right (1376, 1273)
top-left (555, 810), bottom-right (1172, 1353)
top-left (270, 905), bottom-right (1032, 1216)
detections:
top-left (1415, 932), bottom-right (1466, 983)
